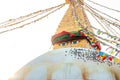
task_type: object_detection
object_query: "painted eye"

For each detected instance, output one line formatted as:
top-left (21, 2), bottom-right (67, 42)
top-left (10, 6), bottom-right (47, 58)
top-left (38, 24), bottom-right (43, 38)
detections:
top-left (59, 42), bottom-right (67, 46)
top-left (72, 40), bottom-right (78, 44)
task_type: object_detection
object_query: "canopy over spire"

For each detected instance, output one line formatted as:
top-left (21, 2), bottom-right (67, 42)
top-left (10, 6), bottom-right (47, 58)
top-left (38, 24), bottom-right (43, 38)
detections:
top-left (65, 0), bottom-right (71, 4)
top-left (65, 0), bottom-right (84, 5)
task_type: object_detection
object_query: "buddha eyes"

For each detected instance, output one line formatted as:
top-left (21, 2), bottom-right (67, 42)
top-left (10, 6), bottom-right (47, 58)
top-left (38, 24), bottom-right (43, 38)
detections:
top-left (71, 40), bottom-right (78, 44)
top-left (59, 40), bottom-right (79, 46)
top-left (59, 42), bottom-right (67, 46)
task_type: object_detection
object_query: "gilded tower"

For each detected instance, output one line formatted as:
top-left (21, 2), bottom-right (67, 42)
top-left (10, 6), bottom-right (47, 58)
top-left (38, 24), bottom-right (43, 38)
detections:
top-left (51, 0), bottom-right (101, 50)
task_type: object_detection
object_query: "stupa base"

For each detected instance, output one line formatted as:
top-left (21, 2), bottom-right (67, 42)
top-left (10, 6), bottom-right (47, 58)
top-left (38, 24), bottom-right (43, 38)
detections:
top-left (9, 48), bottom-right (120, 80)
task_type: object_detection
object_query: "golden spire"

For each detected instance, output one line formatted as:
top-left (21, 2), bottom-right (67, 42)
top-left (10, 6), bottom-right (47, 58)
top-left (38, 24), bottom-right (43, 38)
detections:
top-left (52, 0), bottom-right (101, 50)
top-left (56, 0), bottom-right (91, 34)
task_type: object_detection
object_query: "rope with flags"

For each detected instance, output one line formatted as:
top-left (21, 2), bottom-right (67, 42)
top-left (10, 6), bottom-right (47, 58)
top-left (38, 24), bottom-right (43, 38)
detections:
top-left (0, 0), bottom-right (120, 61)
top-left (70, 0), bottom-right (120, 62)
top-left (0, 3), bottom-right (66, 34)
top-left (86, 0), bottom-right (120, 13)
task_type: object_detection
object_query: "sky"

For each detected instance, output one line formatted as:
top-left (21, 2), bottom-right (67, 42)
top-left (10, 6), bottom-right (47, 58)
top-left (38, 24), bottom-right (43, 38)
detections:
top-left (0, 0), bottom-right (119, 80)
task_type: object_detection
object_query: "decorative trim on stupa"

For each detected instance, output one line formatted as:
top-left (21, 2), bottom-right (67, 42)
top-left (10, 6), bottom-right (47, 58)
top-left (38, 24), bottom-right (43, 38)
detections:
top-left (51, 30), bottom-right (101, 50)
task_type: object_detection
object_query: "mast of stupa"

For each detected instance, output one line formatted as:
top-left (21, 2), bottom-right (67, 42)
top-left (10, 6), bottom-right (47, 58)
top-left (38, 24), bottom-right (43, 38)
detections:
top-left (56, 0), bottom-right (90, 33)
top-left (51, 0), bottom-right (101, 50)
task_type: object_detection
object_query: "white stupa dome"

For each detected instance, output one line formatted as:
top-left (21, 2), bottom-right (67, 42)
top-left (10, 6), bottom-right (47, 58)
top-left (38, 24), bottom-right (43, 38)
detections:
top-left (9, 48), bottom-right (120, 80)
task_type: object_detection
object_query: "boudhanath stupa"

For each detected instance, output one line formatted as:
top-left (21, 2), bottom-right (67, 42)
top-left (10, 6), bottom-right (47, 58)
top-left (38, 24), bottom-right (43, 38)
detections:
top-left (7, 0), bottom-right (120, 80)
